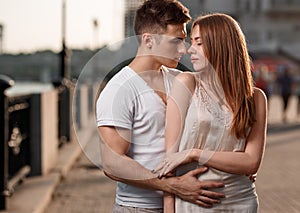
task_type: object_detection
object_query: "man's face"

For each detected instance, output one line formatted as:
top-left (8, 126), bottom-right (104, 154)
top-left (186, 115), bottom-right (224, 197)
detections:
top-left (151, 24), bottom-right (187, 68)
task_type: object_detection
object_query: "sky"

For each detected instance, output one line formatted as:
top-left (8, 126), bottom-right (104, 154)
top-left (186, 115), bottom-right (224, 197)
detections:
top-left (0, 0), bottom-right (125, 54)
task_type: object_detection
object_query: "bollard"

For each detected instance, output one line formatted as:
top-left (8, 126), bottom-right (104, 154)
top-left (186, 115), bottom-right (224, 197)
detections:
top-left (0, 74), bottom-right (14, 210)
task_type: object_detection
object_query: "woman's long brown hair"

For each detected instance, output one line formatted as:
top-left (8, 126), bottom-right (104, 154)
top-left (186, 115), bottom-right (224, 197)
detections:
top-left (192, 13), bottom-right (255, 139)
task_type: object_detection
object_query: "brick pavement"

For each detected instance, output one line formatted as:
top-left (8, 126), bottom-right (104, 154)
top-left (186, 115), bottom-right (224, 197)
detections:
top-left (256, 128), bottom-right (300, 213)
top-left (43, 124), bottom-right (300, 213)
top-left (44, 151), bottom-right (116, 213)
top-left (44, 95), bottom-right (300, 213)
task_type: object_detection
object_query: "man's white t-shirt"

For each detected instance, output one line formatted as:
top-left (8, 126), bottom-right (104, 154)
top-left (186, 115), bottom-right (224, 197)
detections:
top-left (96, 66), bottom-right (179, 208)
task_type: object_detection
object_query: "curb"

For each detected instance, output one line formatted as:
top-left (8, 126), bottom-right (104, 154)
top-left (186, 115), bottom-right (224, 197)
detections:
top-left (267, 122), bottom-right (300, 134)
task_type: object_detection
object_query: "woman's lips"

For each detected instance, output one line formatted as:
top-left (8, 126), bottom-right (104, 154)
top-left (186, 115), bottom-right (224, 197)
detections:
top-left (190, 57), bottom-right (198, 63)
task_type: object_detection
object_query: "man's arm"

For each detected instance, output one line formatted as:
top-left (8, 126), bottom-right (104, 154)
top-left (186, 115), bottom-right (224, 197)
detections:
top-left (98, 126), bottom-right (225, 207)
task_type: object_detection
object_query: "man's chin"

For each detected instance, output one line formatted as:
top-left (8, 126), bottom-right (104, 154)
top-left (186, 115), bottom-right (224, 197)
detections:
top-left (164, 60), bottom-right (179, 68)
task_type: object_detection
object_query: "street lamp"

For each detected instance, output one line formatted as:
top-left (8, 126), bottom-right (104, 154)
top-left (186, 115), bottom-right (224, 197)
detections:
top-left (54, 0), bottom-right (72, 145)
top-left (92, 19), bottom-right (99, 51)
top-left (0, 24), bottom-right (3, 54)
top-left (60, 0), bottom-right (70, 83)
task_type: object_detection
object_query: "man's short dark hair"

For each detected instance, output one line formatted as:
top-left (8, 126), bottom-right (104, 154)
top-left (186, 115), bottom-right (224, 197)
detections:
top-left (134, 0), bottom-right (191, 38)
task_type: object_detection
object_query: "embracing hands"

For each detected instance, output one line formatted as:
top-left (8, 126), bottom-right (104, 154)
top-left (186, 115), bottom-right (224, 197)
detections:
top-left (153, 150), bottom-right (226, 207)
top-left (153, 149), bottom-right (195, 178)
top-left (168, 167), bottom-right (225, 207)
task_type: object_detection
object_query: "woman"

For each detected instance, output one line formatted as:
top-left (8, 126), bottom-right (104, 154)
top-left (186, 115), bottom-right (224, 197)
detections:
top-left (154, 13), bottom-right (267, 212)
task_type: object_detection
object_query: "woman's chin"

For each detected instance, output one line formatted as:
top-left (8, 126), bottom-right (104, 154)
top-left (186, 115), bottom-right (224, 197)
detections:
top-left (192, 66), bottom-right (206, 73)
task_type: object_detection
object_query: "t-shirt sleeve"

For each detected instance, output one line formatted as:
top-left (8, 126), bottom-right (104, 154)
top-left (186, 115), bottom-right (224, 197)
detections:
top-left (96, 83), bottom-right (134, 129)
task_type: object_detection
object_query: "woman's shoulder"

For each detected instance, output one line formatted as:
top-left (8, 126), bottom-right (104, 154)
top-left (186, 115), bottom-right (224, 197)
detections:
top-left (175, 72), bottom-right (196, 93)
top-left (253, 87), bottom-right (268, 109)
top-left (253, 87), bottom-right (267, 100)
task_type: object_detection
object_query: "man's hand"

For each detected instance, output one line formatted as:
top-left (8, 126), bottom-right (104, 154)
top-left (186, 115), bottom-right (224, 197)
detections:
top-left (249, 173), bottom-right (257, 182)
top-left (167, 167), bottom-right (225, 208)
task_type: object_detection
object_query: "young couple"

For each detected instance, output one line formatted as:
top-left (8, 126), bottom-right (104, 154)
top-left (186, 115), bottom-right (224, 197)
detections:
top-left (96, 0), bottom-right (267, 212)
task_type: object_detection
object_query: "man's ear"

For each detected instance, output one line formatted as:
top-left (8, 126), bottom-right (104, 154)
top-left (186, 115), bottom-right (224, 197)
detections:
top-left (142, 33), bottom-right (153, 49)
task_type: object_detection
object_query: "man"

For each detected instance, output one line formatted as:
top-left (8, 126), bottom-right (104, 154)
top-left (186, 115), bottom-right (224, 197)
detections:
top-left (96, 0), bottom-right (224, 212)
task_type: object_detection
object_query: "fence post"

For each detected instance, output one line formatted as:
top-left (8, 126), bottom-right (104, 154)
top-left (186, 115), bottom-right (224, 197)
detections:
top-left (0, 75), bottom-right (14, 210)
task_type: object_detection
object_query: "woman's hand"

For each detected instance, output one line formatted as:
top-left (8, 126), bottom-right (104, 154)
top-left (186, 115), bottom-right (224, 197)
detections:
top-left (153, 149), bottom-right (195, 178)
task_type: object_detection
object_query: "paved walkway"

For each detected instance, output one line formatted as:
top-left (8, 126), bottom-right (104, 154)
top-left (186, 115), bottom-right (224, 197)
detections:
top-left (44, 132), bottom-right (116, 213)
top-left (44, 144), bottom-right (116, 213)
top-left (45, 95), bottom-right (300, 213)
top-left (43, 121), bottom-right (300, 213)
top-left (256, 124), bottom-right (300, 213)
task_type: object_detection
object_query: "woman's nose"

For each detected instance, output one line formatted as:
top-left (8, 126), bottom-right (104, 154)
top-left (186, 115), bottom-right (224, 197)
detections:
top-left (187, 44), bottom-right (195, 54)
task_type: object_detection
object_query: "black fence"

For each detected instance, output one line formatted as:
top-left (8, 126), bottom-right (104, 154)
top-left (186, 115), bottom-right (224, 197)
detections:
top-left (7, 94), bottom-right (32, 189)
top-left (0, 90), bottom-right (40, 209)
top-left (0, 75), bottom-right (74, 210)
top-left (57, 82), bottom-right (72, 146)
top-left (0, 73), bottom-right (95, 210)
top-left (74, 82), bottom-right (95, 130)
top-left (1, 75), bottom-right (15, 210)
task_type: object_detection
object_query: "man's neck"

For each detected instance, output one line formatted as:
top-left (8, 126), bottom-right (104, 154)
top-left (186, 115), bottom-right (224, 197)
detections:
top-left (128, 55), bottom-right (166, 104)
top-left (128, 56), bottom-right (162, 74)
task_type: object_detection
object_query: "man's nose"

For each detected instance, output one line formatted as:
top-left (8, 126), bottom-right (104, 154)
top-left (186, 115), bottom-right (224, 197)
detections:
top-left (179, 41), bottom-right (190, 54)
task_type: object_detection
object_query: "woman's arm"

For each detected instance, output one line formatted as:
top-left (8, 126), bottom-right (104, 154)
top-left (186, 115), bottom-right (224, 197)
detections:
top-left (192, 88), bottom-right (267, 175)
top-left (163, 72), bottom-right (196, 213)
top-left (156, 87), bottom-right (267, 177)
top-left (165, 72), bottom-right (196, 153)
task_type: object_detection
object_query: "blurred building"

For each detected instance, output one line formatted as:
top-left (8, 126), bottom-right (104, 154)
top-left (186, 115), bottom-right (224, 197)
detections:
top-left (180, 0), bottom-right (300, 57)
top-left (124, 0), bottom-right (300, 57)
top-left (124, 0), bottom-right (141, 37)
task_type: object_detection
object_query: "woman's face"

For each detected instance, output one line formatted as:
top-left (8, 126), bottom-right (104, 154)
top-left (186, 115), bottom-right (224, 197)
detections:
top-left (188, 25), bottom-right (208, 72)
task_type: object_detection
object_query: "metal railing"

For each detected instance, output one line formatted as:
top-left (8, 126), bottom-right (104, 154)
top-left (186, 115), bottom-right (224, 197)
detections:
top-left (0, 74), bottom-right (15, 210)
top-left (0, 73), bottom-right (95, 210)
top-left (6, 94), bottom-right (32, 190)
top-left (56, 80), bottom-right (73, 146)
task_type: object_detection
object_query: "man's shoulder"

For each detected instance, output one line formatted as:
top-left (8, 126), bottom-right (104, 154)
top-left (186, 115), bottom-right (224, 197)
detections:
top-left (108, 66), bottom-right (134, 82)
top-left (101, 66), bottom-right (136, 90)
